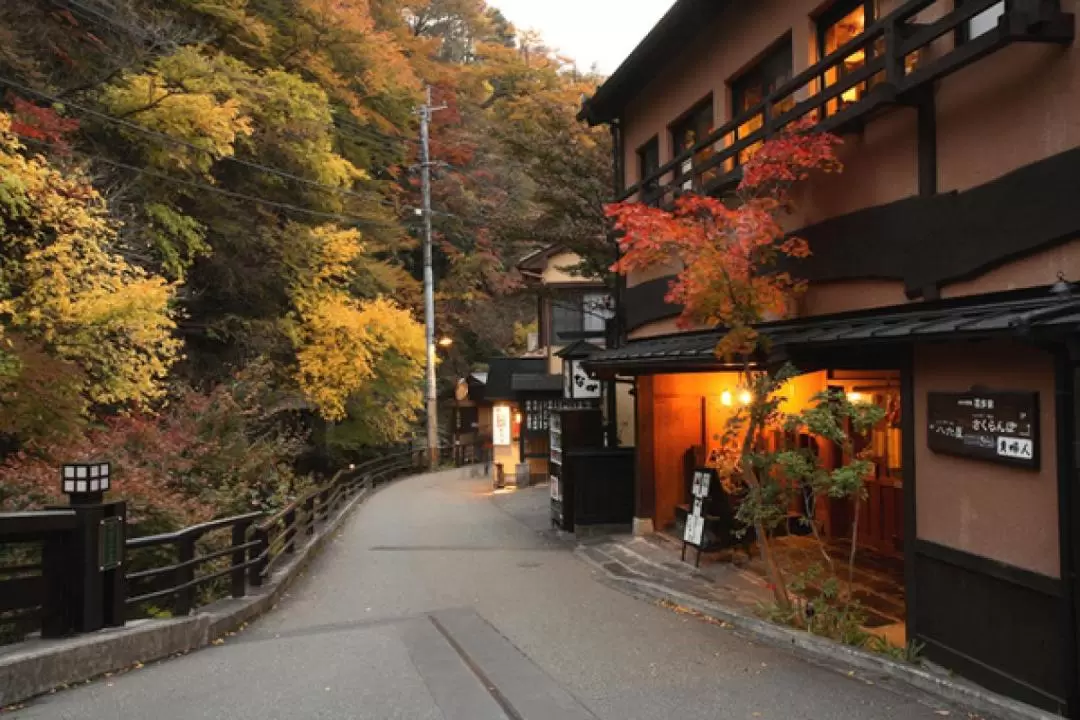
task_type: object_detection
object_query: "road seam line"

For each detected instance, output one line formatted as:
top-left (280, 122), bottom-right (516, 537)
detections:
top-left (427, 614), bottom-right (522, 720)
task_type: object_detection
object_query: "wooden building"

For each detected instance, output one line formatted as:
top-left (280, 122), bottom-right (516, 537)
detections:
top-left (580, 0), bottom-right (1080, 713)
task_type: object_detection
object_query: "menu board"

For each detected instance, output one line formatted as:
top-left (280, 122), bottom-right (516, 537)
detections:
top-left (683, 469), bottom-right (713, 547)
top-left (926, 391), bottom-right (1039, 470)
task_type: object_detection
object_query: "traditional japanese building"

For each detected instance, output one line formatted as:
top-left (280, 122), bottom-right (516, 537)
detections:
top-left (580, 0), bottom-right (1080, 712)
top-left (476, 246), bottom-right (617, 485)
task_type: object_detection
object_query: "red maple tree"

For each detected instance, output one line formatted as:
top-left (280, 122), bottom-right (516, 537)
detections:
top-left (605, 118), bottom-right (843, 608)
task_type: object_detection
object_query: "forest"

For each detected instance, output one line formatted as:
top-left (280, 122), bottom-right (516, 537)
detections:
top-left (0, 0), bottom-right (611, 532)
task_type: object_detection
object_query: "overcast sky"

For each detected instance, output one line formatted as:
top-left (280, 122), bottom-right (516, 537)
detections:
top-left (489, 0), bottom-right (677, 75)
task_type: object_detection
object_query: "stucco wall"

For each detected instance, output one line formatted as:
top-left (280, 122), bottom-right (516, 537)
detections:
top-left (914, 342), bottom-right (1059, 577)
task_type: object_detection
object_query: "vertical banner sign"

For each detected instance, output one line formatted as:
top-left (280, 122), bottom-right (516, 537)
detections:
top-left (493, 405), bottom-right (512, 446)
top-left (926, 390), bottom-right (1039, 469)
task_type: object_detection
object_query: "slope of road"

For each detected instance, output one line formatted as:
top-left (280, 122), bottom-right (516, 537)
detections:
top-left (11, 469), bottom-right (968, 720)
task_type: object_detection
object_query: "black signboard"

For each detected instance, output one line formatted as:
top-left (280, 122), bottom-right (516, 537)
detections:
top-left (926, 390), bottom-right (1039, 470)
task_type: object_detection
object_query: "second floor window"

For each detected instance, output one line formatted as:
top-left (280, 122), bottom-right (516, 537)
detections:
top-left (818, 0), bottom-right (883, 116)
top-left (730, 38), bottom-right (794, 167)
top-left (637, 136), bottom-right (660, 202)
top-left (550, 292), bottom-right (612, 345)
top-left (669, 97), bottom-right (714, 192)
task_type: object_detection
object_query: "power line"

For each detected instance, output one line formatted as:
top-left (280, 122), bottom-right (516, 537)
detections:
top-left (16, 135), bottom-right (399, 229)
top-left (0, 74), bottom-right (400, 206)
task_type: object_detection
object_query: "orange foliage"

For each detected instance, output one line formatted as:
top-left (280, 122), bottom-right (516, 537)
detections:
top-left (609, 120), bottom-right (842, 359)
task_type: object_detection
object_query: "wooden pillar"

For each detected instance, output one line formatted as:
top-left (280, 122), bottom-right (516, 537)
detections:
top-left (634, 376), bottom-right (656, 533)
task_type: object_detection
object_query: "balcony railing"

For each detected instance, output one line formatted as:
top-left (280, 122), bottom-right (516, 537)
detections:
top-left (623, 0), bottom-right (1072, 206)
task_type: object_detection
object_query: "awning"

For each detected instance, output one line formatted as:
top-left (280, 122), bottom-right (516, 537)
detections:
top-left (586, 288), bottom-right (1080, 374)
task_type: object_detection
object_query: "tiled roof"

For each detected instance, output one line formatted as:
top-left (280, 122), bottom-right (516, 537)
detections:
top-left (586, 288), bottom-right (1080, 373)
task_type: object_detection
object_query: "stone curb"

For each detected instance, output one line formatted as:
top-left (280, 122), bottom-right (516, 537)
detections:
top-left (0, 465), bottom-right (484, 709)
top-left (575, 546), bottom-right (1059, 720)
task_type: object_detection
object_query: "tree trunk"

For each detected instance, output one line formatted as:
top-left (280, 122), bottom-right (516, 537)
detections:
top-left (846, 493), bottom-right (861, 606)
top-left (739, 415), bottom-right (790, 611)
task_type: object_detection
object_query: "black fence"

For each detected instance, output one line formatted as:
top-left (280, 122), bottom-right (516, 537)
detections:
top-left (1, 443), bottom-right (487, 644)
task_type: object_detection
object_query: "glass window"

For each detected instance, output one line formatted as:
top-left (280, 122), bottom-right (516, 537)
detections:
top-left (729, 39), bottom-right (794, 168)
top-left (669, 97), bottom-right (714, 192)
top-left (637, 136), bottom-right (660, 202)
top-left (582, 293), bottom-right (612, 335)
top-left (552, 295), bottom-right (583, 344)
top-left (818, 0), bottom-right (881, 117)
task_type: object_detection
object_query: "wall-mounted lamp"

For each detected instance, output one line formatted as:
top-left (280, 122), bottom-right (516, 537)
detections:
top-left (720, 391), bottom-right (733, 407)
top-left (739, 391), bottom-right (752, 405)
top-left (513, 412), bottom-right (523, 423)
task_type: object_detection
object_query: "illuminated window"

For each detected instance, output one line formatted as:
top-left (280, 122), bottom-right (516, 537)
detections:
top-left (959, 0), bottom-right (1006, 42)
top-left (729, 38), bottom-right (793, 169)
top-left (818, 1), bottom-right (880, 116)
top-left (669, 97), bottom-right (714, 192)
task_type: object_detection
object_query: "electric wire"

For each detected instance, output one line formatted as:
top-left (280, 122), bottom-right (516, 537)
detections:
top-left (0, 74), bottom-right (408, 204)
top-left (16, 135), bottom-right (399, 229)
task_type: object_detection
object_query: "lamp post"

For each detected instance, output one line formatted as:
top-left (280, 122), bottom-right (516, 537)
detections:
top-left (53, 460), bottom-right (126, 633)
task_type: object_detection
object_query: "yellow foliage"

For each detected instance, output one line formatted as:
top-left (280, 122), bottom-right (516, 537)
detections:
top-left (0, 114), bottom-right (180, 407)
top-left (290, 293), bottom-right (424, 422)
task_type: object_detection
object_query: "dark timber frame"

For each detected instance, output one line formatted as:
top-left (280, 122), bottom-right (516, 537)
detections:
top-left (609, 0), bottom-right (1071, 207)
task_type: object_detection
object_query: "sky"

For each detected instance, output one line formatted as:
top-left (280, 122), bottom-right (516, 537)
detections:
top-left (489, 0), bottom-right (677, 75)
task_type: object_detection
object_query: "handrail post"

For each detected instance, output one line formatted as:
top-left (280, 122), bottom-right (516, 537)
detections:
top-left (40, 525), bottom-right (75, 638)
top-left (231, 520), bottom-right (249, 599)
top-left (249, 526), bottom-right (268, 588)
top-left (175, 535), bottom-right (196, 615)
top-left (284, 508), bottom-right (297, 554)
top-left (304, 495), bottom-right (316, 537)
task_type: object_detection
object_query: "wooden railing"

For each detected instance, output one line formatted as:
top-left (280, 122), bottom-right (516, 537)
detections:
top-left (123, 442), bottom-right (486, 619)
top-left (0, 442), bottom-right (488, 643)
top-left (0, 511), bottom-right (78, 643)
top-left (625, 0), bottom-right (1071, 205)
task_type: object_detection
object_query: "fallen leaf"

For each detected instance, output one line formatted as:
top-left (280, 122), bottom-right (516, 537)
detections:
top-left (211, 638), bottom-right (225, 646)
top-left (934, 712), bottom-right (950, 717)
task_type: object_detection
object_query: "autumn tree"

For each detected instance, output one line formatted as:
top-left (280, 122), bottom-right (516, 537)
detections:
top-left (610, 120), bottom-right (884, 628)
top-left (0, 112), bottom-right (179, 433)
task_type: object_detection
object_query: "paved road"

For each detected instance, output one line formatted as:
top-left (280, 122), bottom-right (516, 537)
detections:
top-left (13, 469), bottom-right (967, 719)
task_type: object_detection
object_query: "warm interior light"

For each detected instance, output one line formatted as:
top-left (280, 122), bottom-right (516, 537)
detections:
top-left (847, 392), bottom-right (864, 404)
top-left (513, 412), bottom-right (523, 423)
top-left (841, 87), bottom-right (860, 104)
top-left (720, 390), bottom-right (733, 407)
top-left (739, 391), bottom-right (753, 405)
top-left (844, 49), bottom-right (866, 64)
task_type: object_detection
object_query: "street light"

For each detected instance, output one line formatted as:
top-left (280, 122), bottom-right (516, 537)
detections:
top-left (437, 336), bottom-right (454, 348)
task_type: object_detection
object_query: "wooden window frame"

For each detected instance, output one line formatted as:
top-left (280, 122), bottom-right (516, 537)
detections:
top-left (816, 0), bottom-right (879, 116)
top-left (636, 135), bottom-right (660, 200)
top-left (668, 95), bottom-right (714, 191)
top-left (729, 36), bottom-right (794, 167)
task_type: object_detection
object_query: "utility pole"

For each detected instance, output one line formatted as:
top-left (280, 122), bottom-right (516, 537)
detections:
top-left (419, 86), bottom-right (445, 468)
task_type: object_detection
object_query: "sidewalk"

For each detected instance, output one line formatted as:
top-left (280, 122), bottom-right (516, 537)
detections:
top-left (576, 533), bottom-right (771, 612)
top-left (574, 529), bottom-right (1055, 720)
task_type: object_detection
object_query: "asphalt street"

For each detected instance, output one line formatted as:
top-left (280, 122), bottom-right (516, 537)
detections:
top-left (11, 469), bottom-right (970, 719)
